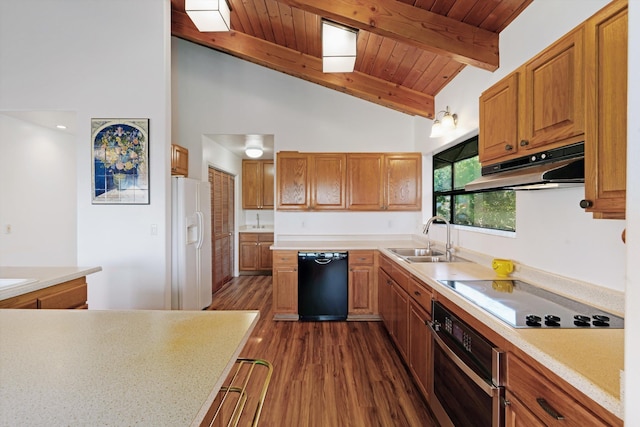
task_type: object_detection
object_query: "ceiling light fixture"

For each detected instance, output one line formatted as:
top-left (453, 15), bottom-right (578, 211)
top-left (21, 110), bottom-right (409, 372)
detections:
top-left (245, 134), bottom-right (264, 159)
top-left (322, 20), bottom-right (358, 73)
top-left (429, 106), bottom-right (458, 138)
top-left (185, 0), bottom-right (231, 32)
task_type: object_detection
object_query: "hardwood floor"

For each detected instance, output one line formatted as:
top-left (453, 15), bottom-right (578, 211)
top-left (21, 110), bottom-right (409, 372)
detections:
top-left (208, 275), bottom-right (437, 427)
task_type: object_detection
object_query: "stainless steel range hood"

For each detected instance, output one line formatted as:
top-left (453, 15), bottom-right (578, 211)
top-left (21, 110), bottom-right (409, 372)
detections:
top-left (465, 143), bottom-right (585, 191)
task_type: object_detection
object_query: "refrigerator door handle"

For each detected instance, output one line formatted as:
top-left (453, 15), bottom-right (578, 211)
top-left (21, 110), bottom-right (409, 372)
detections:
top-left (195, 211), bottom-right (204, 250)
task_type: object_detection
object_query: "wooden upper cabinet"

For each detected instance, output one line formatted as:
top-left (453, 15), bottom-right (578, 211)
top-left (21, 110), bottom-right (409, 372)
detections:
top-left (479, 27), bottom-right (585, 165)
top-left (348, 153), bottom-right (421, 211)
top-left (347, 153), bottom-right (385, 210)
top-left (522, 27), bottom-right (585, 151)
top-left (277, 151), bottom-right (421, 211)
top-left (310, 153), bottom-right (347, 210)
top-left (479, 72), bottom-right (520, 164)
top-left (276, 152), bottom-right (309, 210)
top-left (171, 144), bottom-right (189, 176)
top-left (385, 153), bottom-right (422, 210)
top-left (242, 160), bottom-right (274, 209)
top-left (583, 0), bottom-right (627, 219)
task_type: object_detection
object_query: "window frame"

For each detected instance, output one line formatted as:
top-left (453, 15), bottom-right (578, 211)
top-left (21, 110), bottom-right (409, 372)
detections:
top-left (432, 136), bottom-right (516, 232)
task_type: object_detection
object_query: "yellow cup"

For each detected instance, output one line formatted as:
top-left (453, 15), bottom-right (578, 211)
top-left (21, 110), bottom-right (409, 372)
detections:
top-left (492, 259), bottom-right (514, 277)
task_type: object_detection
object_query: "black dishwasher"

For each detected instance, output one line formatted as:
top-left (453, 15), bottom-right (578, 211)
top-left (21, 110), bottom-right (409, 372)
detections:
top-left (298, 252), bottom-right (348, 321)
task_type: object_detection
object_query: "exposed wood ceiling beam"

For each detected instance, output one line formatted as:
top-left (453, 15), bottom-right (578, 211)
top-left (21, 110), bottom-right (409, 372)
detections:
top-left (172, 10), bottom-right (435, 118)
top-left (276, 0), bottom-right (500, 71)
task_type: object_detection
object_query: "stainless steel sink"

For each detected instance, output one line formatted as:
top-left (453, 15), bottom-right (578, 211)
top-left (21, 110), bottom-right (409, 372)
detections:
top-left (405, 255), bottom-right (466, 263)
top-left (387, 248), bottom-right (444, 257)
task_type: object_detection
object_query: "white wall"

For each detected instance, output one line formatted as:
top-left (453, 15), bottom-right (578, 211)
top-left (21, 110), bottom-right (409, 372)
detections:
top-left (0, 0), bottom-right (172, 309)
top-left (0, 115), bottom-right (77, 266)
top-left (172, 37), bottom-right (423, 236)
top-left (421, 0), bottom-right (626, 292)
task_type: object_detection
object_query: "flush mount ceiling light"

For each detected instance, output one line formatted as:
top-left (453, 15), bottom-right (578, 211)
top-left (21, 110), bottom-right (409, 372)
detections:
top-left (322, 20), bottom-right (358, 73)
top-left (245, 134), bottom-right (264, 158)
top-left (185, 0), bottom-right (231, 32)
top-left (429, 106), bottom-right (458, 138)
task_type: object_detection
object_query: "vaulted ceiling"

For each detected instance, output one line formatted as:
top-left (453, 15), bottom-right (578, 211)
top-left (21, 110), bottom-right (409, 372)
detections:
top-left (171, 0), bottom-right (532, 119)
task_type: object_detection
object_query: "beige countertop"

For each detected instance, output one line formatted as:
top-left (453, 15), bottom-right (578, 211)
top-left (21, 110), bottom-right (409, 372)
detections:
top-left (0, 309), bottom-right (259, 426)
top-left (239, 225), bottom-right (274, 233)
top-left (0, 266), bottom-right (102, 301)
top-left (272, 238), bottom-right (624, 418)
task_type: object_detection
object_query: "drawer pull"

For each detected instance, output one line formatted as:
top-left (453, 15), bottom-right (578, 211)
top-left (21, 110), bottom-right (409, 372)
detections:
top-left (536, 398), bottom-right (564, 420)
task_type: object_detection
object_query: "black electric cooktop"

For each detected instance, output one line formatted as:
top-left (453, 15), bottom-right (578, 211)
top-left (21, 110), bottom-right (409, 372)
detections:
top-left (438, 279), bottom-right (624, 329)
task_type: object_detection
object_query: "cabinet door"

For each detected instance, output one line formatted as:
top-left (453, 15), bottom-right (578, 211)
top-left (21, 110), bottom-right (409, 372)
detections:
top-left (242, 161), bottom-right (262, 209)
top-left (378, 268), bottom-right (393, 330)
top-left (310, 153), bottom-right (347, 210)
top-left (392, 282), bottom-right (409, 360)
top-left (522, 28), bottom-right (585, 150)
top-left (479, 72), bottom-right (520, 163)
top-left (171, 144), bottom-right (189, 176)
top-left (385, 153), bottom-right (421, 211)
top-left (239, 234), bottom-right (259, 271)
top-left (348, 251), bottom-right (376, 316)
top-left (347, 153), bottom-right (385, 210)
top-left (504, 391), bottom-right (544, 427)
top-left (273, 266), bottom-right (298, 314)
top-left (276, 153), bottom-right (309, 210)
top-left (257, 234), bottom-right (274, 270)
top-left (261, 161), bottom-right (275, 209)
top-left (408, 300), bottom-right (431, 400)
top-left (583, 1), bottom-right (627, 219)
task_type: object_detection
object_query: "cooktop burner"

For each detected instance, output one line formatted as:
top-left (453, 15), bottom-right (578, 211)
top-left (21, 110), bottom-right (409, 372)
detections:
top-left (438, 279), bottom-right (624, 329)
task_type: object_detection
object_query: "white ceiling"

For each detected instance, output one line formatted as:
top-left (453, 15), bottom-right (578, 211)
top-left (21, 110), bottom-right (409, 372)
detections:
top-left (1, 111), bottom-right (77, 134)
top-left (205, 133), bottom-right (275, 160)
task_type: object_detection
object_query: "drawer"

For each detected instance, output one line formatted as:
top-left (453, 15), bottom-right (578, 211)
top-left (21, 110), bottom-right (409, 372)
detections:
top-left (272, 250), bottom-right (298, 266)
top-left (239, 233), bottom-right (259, 242)
top-left (38, 281), bottom-right (87, 309)
top-left (391, 264), bottom-right (410, 293)
top-left (349, 250), bottom-right (374, 265)
top-left (408, 278), bottom-right (432, 314)
top-left (507, 353), bottom-right (610, 426)
top-left (379, 254), bottom-right (393, 274)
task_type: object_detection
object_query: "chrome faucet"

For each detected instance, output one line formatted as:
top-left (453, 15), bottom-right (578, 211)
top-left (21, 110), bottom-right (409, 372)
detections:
top-left (423, 216), bottom-right (453, 261)
top-left (256, 213), bottom-right (260, 229)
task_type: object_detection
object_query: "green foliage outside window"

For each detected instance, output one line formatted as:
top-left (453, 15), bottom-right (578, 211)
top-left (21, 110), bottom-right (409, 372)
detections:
top-left (433, 137), bottom-right (516, 232)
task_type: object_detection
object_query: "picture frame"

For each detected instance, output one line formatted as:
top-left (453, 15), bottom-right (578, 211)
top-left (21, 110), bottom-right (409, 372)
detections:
top-left (91, 118), bottom-right (149, 204)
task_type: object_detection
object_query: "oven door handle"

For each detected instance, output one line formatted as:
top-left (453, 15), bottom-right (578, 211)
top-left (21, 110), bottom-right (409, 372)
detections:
top-left (429, 322), bottom-right (501, 397)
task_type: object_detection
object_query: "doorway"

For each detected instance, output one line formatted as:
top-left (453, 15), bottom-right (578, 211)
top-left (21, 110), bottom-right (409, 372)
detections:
top-left (209, 166), bottom-right (235, 293)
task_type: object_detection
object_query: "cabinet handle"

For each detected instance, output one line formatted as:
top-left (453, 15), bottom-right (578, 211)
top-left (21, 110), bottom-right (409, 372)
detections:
top-left (414, 291), bottom-right (421, 296)
top-left (520, 140), bottom-right (529, 147)
top-left (505, 144), bottom-right (514, 151)
top-left (579, 199), bottom-right (593, 209)
top-left (536, 398), bottom-right (564, 420)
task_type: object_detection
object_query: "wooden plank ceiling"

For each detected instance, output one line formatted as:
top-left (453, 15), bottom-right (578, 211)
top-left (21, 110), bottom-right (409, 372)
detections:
top-left (171, 0), bottom-right (532, 119)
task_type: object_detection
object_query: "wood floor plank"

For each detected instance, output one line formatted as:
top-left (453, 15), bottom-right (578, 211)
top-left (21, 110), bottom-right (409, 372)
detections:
top-left (208, 276), bottom-right (437, 426)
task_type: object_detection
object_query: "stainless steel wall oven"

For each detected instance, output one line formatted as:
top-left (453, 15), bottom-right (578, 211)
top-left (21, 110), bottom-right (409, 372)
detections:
top-left (429, 301), bottom-right (505, 427)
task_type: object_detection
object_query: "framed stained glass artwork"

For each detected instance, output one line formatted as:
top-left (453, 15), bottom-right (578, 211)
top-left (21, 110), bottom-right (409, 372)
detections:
top-left (91, 118), bottom-right (149, 204)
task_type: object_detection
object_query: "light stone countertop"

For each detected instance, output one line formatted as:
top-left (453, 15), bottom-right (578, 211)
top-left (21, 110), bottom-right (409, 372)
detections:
top-left (239, 225), bottom-right (274, 233)
top-left (272, 237), bottom-right (624, 419)
top-left (0, 266), bottom-right (102, 301)
top-left (0, 309), bottom-right (259, 426)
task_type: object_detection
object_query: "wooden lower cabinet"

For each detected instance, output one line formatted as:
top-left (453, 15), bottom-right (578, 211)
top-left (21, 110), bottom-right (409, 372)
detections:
top-left (408, 279), bottom-right (432, 400)
top-left (504, 390), bottom-right (545, 427)
top-left (239, 233), bottom-right (273, 272)
top-left (347, 250), bottom-right (377, 318)
top-left (506, 352), bottom-right (622, 426)
top-left (378, 256), bottom-right (433, 401)
top-left (0, 277), bottom-right (88, 309)
top-left (272, 250), bottom-right (298, 319)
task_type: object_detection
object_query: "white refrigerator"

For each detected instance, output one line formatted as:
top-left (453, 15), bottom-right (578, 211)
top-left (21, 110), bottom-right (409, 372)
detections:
top-left (171, 177), bottom-right (213, 310)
